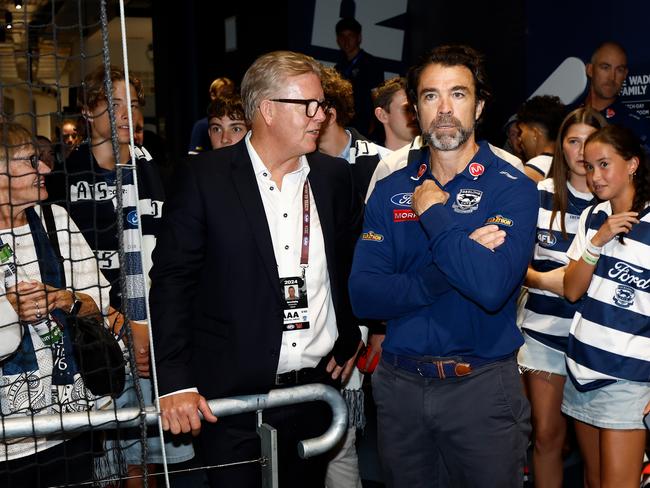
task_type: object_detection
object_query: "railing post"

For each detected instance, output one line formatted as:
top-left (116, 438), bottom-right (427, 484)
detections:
top-left (257, 410), bottom-right (279, 488)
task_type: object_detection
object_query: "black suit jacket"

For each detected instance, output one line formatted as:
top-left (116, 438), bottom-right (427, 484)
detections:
top-left (149, 140), bottom-right (362, 399)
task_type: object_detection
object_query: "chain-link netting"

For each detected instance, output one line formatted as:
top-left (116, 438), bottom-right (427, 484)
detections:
top-left (0, 1), bottom-right (161, 486)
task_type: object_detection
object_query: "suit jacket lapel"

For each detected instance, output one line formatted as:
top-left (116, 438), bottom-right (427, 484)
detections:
top-left (230, 143), bottom-right (283, 302)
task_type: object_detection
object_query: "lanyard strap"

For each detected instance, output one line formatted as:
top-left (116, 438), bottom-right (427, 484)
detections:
top-left (300, 180), bottom-right (310, 276)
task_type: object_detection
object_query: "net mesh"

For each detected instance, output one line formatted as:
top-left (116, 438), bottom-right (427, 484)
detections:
top-left (0, 1), bottom-right (154, 485)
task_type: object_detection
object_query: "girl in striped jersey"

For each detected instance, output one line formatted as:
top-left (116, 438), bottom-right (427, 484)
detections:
top-left (563, 125), bottom-right (650, 488)
top-left (518, 108), bottom-right (606, 488)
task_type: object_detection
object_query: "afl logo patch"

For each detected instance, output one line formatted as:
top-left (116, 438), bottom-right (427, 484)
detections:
top-left (468, 162), bottom-right (484, 177)
top-left (537, 230), bottom-right (557, 247)
top-left (127, 210), bottom-right (139, 226)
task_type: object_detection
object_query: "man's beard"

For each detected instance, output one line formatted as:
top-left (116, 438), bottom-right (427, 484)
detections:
top-left (422, 114), bottom-right (475, 151)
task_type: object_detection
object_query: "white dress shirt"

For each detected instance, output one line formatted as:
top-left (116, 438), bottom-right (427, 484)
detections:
top-left (246, 132), bottom-right (338, 374)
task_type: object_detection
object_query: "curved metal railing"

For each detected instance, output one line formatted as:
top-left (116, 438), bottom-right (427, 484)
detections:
top-left (0, 383), bottom-right (347, 459)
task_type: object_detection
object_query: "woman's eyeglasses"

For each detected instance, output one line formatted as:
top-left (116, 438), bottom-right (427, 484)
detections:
top-left (11, 154), bottom-right (40, 169)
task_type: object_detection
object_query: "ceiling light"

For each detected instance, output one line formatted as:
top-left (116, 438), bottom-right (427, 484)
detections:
top-left (5, 11), bottom-right (12, 29)
top-left (14, 0), bottom-right (23, 10)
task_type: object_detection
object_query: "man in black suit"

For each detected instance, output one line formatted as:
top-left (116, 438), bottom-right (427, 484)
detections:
top-left (149, 50), bottom-right (362, 487)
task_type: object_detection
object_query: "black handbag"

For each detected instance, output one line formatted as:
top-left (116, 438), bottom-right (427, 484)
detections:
top-left (43, 205), bottom-right (126, 397)
top-left (65, 304), bottom-right (126, 397)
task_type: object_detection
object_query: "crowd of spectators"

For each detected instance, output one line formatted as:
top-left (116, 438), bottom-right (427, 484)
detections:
top-left (1, 19), bottom-right (650, 488)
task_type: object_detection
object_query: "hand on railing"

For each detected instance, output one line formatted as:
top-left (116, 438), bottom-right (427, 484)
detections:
top-left (160, 391), bottom-right (218, 436)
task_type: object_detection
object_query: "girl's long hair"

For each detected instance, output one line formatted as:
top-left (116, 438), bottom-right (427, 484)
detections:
top-left (549, 107), bottom-right (607, 239)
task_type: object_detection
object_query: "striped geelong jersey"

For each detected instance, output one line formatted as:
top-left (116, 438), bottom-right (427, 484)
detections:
top-left (55, 143), bottom-right (164, 321)
top-left (566, 201), bottom-right (650, 391)
top-left (521, 178), bottom-right (594, 352)
top-left (525, 153), bottom-right (553, 179)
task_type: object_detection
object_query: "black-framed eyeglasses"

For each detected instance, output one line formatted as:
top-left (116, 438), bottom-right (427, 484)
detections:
top-left (11, 154), bottom-right (40, 169)
top-left (270, 98), bottom-right (330, 118)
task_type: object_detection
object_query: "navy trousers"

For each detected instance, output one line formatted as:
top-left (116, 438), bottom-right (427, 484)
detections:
top-left (372, 356), bottom-right (531, 488)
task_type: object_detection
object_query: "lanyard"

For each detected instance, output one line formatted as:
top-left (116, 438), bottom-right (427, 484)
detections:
top-left (300, 180), bottom-right (310, 279)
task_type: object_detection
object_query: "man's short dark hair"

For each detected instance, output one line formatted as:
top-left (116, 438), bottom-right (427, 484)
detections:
top-left (207, 94), bottom-right (246, 122)
top-left (336, 17), bottom-right (361, 35)
top-left (516, 95), bottom-right (566, 141)
top-left (373, 77), bottom-right (406, 111)
top-left (406, 45), bottom-right (492, 108)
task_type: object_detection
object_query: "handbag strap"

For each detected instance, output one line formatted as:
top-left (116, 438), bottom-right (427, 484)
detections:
top-left (41, 204), bottom-right (66, 289)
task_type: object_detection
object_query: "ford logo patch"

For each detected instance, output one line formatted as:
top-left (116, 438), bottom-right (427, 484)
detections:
top-left (390, 192), bottom-right (413, 207)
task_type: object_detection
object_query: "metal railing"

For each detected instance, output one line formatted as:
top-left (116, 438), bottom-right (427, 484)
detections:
top-left (0, 383), bottom-right (348, 487)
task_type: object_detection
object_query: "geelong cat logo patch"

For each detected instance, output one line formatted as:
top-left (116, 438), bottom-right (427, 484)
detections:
top-left (452, 189), bottom-right (482, 214)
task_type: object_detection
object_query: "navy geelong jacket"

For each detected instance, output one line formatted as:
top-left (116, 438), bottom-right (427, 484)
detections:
top-left (349, 141), bottom-right (539, 361)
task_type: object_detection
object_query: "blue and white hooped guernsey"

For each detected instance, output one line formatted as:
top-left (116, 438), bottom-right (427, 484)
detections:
top-left (565, 201), bottom-right (650, 391)
top-left (521, 178), bottom-right (594, 352)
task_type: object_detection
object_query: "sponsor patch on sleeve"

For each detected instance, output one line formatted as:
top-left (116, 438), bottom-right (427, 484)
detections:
top-left (393, 209), bottom-right (419, 222)
top-left (361, 231), bottom-right (384, 242)
top-left (485, 214), bottom-right (514, 227)
top-left (390, 192), bottom-right (413, 207)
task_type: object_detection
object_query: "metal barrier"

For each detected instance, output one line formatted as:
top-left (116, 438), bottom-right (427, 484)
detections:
top-left (0, 383), bottom-right (348, 487)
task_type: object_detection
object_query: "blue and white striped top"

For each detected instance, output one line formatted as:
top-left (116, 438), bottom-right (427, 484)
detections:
top-left (566, 201), bottom-right (650, 391)
top-left (521, 179), bottom-right (594, 352)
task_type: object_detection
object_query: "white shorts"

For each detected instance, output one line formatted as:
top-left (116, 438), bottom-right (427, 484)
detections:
top-left (518, 332), bottom-right (566, 376)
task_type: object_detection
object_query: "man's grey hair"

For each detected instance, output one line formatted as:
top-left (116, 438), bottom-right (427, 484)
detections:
top-left (241, 51), bottom-right (322, 122)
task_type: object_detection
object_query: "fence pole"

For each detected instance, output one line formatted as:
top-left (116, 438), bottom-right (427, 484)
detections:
top-left (257, 412), bottom-right (279, 488)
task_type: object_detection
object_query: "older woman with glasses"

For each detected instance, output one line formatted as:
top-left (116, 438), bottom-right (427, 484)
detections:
top-left (0, 122), bottom-right (109, 487)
